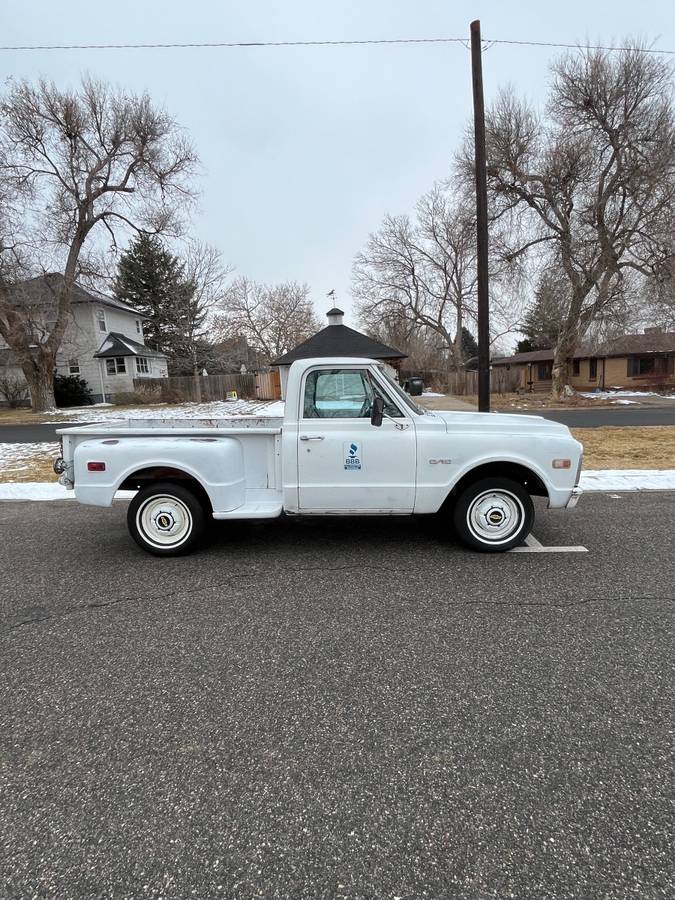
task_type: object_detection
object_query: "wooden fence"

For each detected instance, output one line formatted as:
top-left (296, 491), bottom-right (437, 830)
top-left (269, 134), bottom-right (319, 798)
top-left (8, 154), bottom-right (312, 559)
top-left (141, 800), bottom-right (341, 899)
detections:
top-left (402, 368), bottom-right (522, 396)
top-left (133, 373), bottom-right (256, 403)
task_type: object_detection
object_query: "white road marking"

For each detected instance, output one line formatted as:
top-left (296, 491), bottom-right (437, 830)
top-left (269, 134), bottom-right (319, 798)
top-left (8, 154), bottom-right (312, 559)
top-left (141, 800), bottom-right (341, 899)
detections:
top-left (510, 533), bottom-right (588, 553)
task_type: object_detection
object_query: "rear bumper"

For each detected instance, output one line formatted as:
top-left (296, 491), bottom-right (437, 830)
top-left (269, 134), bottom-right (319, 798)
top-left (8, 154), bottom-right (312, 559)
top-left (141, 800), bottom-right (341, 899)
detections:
top-left (566, 487), bottom-right (582, 509)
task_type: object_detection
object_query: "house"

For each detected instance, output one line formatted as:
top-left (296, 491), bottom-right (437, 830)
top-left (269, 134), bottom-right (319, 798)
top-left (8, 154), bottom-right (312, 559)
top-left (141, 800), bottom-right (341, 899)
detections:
top-left (0, 274), bottom-right (168, 404)
top-left (491, 328), bottom-right (675, 393)
top-left (272, 307), bottom-right (407, 398)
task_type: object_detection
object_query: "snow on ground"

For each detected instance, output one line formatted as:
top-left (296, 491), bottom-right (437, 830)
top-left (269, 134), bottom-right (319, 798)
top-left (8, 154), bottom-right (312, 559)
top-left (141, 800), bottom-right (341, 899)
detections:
top-left (422, 391), bottom-right (445, 397)
top-left (40, 399), bottom-right (285, 423)
top-left (2, 469), bottom-right (674, 501)
top-left (0, 442), bottom-right (59, 475)
top-left (579, 389), bottom-right (674, 400)
top-left (579, 469), bottom-right (675, 491)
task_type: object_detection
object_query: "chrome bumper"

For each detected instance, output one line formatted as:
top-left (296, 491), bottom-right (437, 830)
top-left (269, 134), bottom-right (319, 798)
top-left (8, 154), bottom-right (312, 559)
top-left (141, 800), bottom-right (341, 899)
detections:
top-left (566, 487), bottom-right (582, 509)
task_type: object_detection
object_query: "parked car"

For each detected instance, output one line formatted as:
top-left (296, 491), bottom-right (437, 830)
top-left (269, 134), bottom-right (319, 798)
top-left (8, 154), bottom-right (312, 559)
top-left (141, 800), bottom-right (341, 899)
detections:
top-left (54, 356), bottom-right (583, 555)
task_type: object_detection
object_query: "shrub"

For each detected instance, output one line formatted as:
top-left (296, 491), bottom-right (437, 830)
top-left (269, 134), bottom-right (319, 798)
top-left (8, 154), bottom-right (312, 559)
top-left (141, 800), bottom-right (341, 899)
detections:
top-left (0, 373), bottom-right (30, 408)
top-left (54, 373), bottom-right (93, 407)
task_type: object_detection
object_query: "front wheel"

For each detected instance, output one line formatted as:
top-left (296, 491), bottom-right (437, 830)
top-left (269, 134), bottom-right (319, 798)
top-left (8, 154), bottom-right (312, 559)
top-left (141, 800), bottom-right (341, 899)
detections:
top-left (453, 477), bottom-right (534, 553)
top-left (127, 482), bottom-right (207, 556)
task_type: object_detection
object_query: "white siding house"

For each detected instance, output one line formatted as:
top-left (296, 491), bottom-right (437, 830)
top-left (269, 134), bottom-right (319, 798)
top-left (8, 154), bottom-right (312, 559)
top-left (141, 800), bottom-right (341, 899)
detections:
top-left (0, 274), bottom-right (169, 405)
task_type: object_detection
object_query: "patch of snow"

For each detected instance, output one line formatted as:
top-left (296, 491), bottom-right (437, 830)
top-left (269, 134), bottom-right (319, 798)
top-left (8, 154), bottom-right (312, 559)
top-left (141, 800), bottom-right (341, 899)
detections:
top-left (612, 399), bottom-right (638, 405)
top-left (422, 391), bottom-right (445, 397)
top-left (0, 483), bottom-right (136, 501)
top-left (580, 469), bottom-right (675, 491)
top-left (41, 399), bottom-right (286, 423)
top-left (0, 442), bottom-right (59, 474)
top-left (579, 390), bottom-right (662, 399)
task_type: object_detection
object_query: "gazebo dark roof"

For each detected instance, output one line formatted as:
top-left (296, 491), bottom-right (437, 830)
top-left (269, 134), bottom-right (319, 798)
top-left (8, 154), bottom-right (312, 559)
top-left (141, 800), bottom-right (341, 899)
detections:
top-left (273, 323), bottom-right (407, 366)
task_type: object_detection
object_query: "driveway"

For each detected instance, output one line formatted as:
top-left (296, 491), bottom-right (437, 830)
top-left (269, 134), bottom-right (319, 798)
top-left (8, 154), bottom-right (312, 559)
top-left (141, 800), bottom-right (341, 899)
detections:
top-left (0, 494), bottom-right (673, 897)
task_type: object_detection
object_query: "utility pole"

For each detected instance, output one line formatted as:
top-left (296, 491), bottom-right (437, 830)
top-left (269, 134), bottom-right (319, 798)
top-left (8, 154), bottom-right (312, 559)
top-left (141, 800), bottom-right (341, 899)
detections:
top-left (470, 19), bottom-right (491, 413)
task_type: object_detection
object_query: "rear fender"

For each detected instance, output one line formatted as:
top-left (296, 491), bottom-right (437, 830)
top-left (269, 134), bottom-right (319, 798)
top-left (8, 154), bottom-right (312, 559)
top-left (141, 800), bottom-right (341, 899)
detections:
top-left (73, 437), bottom-right (246, 511)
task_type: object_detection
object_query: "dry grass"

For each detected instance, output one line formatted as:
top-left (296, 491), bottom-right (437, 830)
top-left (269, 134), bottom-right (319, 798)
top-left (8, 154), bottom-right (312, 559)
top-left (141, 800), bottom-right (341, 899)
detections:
top-left (572, 426), bottom-right (675, 470)
top-left (0, 445), bottom-right (59, 483)
top-left (460, 392), bottom-right (616, 410)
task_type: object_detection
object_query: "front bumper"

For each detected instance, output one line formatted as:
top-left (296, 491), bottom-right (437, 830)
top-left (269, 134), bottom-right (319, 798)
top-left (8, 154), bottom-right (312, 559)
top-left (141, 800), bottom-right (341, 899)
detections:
top-left (566, 487), bottom-right (582, 509)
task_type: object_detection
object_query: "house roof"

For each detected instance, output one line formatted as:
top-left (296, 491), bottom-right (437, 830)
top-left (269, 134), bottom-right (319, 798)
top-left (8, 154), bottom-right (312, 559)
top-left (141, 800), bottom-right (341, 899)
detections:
top-left (492, 331), bottom-right (675, 366)
top-left (273, 323), bottom-right (407, 366)
top-left (9, 273), bottom-right (150, 318)
top-left (94, 332), bottom-right (166, 359)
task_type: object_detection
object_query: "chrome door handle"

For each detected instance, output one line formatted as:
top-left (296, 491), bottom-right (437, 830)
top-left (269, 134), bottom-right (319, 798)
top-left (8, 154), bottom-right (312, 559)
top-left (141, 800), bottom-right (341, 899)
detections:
top-left (300, 435), bottom-right (325, 441)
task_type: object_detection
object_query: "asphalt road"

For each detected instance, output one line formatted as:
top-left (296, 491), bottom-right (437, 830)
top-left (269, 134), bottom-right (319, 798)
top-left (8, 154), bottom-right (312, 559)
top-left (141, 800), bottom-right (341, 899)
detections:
top-left (1, 404), bottom-right (675, 444)
top-left (0, 494), bottom-right (673, 897)
top-left (502, 406), bottom-right (675, 427)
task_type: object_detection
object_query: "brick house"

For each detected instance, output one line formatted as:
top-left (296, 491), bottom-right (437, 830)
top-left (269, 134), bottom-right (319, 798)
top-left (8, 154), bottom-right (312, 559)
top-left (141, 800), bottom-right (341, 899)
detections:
top-left (491, 328), bottom-right (675, 393)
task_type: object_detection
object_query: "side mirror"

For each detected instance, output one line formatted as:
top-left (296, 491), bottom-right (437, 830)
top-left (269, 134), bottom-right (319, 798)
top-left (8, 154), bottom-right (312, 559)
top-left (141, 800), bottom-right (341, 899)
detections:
top-left (370, 395), bottom-right (384, 427)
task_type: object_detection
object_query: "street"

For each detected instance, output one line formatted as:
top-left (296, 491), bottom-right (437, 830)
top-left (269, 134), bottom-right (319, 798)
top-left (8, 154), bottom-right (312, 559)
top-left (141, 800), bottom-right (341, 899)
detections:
top-left (0, 494), bottom-right (673, 897)
top-left (1, 402), bottom-right (675, 443)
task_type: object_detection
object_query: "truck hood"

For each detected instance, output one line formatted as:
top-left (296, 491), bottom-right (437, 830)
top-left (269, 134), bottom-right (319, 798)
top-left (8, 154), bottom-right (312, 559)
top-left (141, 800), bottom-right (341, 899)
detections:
top-left (431, 410), bottom-right (572, 437)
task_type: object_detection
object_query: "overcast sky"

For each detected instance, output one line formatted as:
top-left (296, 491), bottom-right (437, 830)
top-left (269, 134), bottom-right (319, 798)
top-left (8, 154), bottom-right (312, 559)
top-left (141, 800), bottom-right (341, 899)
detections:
top-left (2, 0), bottom-right (674, 329)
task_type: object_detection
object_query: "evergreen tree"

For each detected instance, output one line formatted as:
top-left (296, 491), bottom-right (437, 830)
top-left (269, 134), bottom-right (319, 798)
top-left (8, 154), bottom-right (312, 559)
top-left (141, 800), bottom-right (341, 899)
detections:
top-left (113, 234), bottom-right (190, 354)
top-left (459, 327), bottom-right (479, 370)
top-left (452, 327), bottom-right (479, 370)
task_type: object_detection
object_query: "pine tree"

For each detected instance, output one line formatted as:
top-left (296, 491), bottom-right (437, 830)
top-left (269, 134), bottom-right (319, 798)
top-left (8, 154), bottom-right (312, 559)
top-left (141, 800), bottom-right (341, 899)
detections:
top-left (113, 234), bottom-right (189, 353)
top-left (459, 327), bottom-right (479, 370)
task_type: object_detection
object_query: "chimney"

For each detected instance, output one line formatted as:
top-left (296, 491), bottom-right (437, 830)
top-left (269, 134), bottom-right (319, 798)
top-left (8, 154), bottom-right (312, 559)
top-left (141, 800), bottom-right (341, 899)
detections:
top-left (327, 307), bottom-right (344, 326)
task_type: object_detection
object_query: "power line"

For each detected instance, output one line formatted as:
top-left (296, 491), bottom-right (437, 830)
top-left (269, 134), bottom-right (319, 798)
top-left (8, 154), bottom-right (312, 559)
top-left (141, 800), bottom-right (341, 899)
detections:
top-left (0, 36), bottom-right (673, 54)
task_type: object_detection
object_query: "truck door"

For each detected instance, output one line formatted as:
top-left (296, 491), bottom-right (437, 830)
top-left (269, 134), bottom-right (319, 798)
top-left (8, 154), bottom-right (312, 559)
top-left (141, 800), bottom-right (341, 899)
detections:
top-left (297, 366), bottom-right (416, 512)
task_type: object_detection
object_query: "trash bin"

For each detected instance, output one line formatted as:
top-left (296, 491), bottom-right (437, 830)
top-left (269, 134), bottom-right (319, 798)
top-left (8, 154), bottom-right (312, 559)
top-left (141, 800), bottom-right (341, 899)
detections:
top-left (404, 376), bottom-right (424, 396)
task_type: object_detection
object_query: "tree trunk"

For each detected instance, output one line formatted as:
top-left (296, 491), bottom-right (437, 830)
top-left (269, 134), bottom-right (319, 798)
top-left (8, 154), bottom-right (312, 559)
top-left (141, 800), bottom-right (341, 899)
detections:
top-left (551, 334), bottom-right (576, 401)
top-left (21, 357), bottom-right (56, 412)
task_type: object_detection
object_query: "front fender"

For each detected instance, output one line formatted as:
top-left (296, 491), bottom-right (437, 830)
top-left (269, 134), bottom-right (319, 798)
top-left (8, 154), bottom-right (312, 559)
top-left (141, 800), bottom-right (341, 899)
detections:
top-left (73, 437), bottom-right (246, 511)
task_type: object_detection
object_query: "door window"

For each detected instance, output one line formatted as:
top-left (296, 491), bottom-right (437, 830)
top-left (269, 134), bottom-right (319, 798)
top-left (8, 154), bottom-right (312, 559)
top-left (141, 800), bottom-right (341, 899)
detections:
top-left (303, 369), bottom-right (374, 418)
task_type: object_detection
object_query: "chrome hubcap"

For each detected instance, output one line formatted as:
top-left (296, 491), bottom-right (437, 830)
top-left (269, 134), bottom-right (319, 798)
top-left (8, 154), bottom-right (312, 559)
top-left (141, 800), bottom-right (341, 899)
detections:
top-left (137, 495), bottom-right (193, 548)
top-left (467, 489), bottom-right (524, 545)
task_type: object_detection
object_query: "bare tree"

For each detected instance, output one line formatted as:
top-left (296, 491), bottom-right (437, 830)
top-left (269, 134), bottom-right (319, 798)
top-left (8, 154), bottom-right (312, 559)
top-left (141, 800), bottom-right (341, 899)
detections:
top-left (0, 76), bottom-right (197, 411)
top-left (353, 185), bottom-right (516, 388)
top-left (216, 278), bottom-right (319, 362)
top-left (473, 44), bottom-right (675, 398)
top-left (169, 241), bottom-right (233, 386)
top-left (353, 188), bottom-right (476, 375)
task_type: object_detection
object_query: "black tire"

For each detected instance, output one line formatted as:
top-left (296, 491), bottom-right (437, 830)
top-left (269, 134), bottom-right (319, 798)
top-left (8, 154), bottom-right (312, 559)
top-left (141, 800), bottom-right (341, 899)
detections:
top-left (127, 481), bottom-right (207, 557)
top-left (452, 477), bottom-right (534, 553)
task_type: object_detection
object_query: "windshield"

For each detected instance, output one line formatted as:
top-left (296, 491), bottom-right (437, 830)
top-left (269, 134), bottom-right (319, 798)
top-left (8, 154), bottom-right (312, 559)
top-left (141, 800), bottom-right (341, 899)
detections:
top-left (375, 366), bottom-right (426, 415)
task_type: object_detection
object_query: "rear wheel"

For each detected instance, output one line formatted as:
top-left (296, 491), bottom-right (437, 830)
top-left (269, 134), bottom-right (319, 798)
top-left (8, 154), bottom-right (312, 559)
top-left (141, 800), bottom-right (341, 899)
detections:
top-left (127, 481), bottom-right (207, 556)
top-left (453, 477), bottom-right (534, 553)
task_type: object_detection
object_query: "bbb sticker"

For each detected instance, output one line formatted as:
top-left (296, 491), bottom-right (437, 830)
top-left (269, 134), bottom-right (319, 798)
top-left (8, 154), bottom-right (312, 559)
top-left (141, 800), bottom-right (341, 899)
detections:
top-left (343, 441), bottom-right (362, 470)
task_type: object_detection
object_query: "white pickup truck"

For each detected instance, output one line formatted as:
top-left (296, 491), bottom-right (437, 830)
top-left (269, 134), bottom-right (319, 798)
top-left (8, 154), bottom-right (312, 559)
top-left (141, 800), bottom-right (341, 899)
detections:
top-left (54, 357), bottom-right (583, 556)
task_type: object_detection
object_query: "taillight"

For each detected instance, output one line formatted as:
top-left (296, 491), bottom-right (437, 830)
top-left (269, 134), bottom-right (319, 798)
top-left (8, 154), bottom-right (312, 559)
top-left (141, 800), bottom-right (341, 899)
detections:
top-left (87, 462), bottom-right (106, 472)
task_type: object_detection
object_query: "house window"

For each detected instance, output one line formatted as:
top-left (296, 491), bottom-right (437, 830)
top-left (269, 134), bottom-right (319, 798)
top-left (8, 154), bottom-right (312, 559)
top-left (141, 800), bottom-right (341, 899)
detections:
top-left (589, 358), bottom-right (597, 380)
top-left (105, 357), bottom-right (126, 375)
top-left (68, 359), bottom-right (80, 375)
top-left (572, 359), bottom-right (580, 376)
top-left (537, 362), bottom-right (552, 381)
top-left (135, 320), bottom-right (141, 335)
top-left (96, 309), bottom-right (107, 333)
top-left (628, 356), bottom-right (656, 377)
top-left (136, 357), bottom-right (150, 375)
